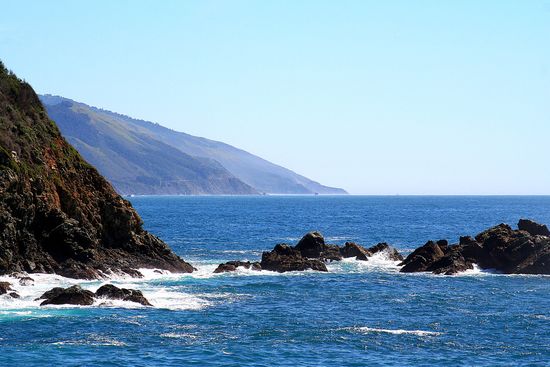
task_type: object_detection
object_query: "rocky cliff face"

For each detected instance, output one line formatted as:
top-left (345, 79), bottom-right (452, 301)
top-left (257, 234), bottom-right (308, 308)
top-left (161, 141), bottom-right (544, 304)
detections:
top-left (0, 62), bottom-right (194, 279)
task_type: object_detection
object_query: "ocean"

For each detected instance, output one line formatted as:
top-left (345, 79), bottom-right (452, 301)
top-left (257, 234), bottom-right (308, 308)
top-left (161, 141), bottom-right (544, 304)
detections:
top-left (0, 196), bottom-right (549, 366)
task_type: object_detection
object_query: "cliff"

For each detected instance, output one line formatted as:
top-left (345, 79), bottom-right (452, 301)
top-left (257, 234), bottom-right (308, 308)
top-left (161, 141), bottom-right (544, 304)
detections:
top-left (0, 62), bottom-right (194, 279)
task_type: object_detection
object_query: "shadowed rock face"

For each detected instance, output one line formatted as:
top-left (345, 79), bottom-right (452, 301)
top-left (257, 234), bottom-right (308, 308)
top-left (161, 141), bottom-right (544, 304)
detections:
top-left (37, 284), bottom-right (152, 306)
top-left (0, 62), bottom-right (194, 279)
top-left (95, 284), bottom-right (152, 306)
top-left (38, 285), bottom-right (95, 306)
top-left (261, 244), bottom-right (328, 273)
top-left (400, 220), bottom-right (550, 275)
top-left (518, 219), bottom-right (550, 237)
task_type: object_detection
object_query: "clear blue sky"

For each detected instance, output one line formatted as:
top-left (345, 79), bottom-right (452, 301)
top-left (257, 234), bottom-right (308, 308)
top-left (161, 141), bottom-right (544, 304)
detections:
top-left (1, 0), bottom-right (549, 194)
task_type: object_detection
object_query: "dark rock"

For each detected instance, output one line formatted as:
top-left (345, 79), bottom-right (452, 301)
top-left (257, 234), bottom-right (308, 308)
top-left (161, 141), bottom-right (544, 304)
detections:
top-left (295, 232), bottom-right (326, 258)
top-left (9, 292), bottom-right (20, 298)
top-left (518, 219), bottom-right (550, 237)
top-left (0, 64), bottom-right (194, 279)
top-left (400, 221), bottom-right (550, 275)
top-left (340, 242), bottom-right (372, 260)
top-left (0, 281), bottom-right (13, 295)
top-left (428, 248), bottom-right (473, 275)
top-left (459, 236), bottom-right (476, 246)
top-left (40, 285), bottom-right (95, 306)
top-left (322, 244), bottom-right (343, 262)
top-left (367, 243), bottom-right (404, 261)
top-left (260, 244), bottom-right (328, 273)
top-left (36, 287), bottom-right (64, 301)
top-left (214, 263), bottom-right (237, 273)
top-left (95, 284), bottom-right (152, 306)
top-left (399, 240), bottom-right (448, 273)
top-left (213, 261), bottom-right (261, 273)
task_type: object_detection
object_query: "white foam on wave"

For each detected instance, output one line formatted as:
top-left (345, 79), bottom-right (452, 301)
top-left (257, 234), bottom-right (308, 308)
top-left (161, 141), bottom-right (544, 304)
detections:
top-left (345, 326), bottom-right (442, 336)
top-left (0, 270), bottom-right (214, 314)
top-left (51, 334), bottom-right (127, 347)
top-left (327, 251), bottom-right (402, 274)
top-left (160, 332), bottom-right (198, 339)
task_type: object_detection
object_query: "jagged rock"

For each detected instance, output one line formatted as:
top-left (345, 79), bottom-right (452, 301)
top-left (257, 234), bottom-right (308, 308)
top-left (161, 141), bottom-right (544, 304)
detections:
top-left (473, 222), bottom-right (550, 274)
top-left (39, 285), bottom-right (95, 306)
top-left (36, 287), bottom-right (64, 301)
top-left (260, 244), bottom-right (328, 273)
top-left (0, 281), bottom-right (13, 295)
top-left (340, 242), bottom-right (372, 261)
top-left (518, 219), bottom-right (550, 237)
top-left (0, 63), bottom-right (194, 279)
top-left (367, 243), bottom-right (404, 261)
top-left (295, 232), bottom-right (326, 258)
top-left (213, 261), bottom-right (261, 273)
top-left (322, 244), bottom-right (343, 262)
top-left (95, 284), bottom-right (152, 306)
top-left (400, 240), bottom-right (448, 273)
top-left (400, 220), bottom-right (550, 275)
top-left (294, 232), bottom-right (342, 261)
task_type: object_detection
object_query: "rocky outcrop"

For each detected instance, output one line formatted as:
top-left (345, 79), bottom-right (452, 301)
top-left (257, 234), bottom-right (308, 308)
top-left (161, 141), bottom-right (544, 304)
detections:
top-left (400, 240), bottom-right (449, 273)
top-left (518, 219), bottom-right (550, 236)
top-left (260, 244), bottom-right (328, 273)
top-left (95, 284), bottom-right (151, 306)
top-left (38, 285), bottom-right (95, 306)
top-left (295, 232), bottom-right (343, 261)
top-left (213, 261), bottom-right (261, 273)
top-left (219, 232), bottom-right (404, 273)
top-left (400, 220), bottom-right (550, 275)
top-left (340, 242), bottom-right (372, 260)
top-left (0, 62), bottom-right (194, 279)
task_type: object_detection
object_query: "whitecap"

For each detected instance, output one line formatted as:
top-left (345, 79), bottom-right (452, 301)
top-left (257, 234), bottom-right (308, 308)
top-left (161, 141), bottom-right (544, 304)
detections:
top-left (160, 332), bottom-right (198, 339)
top-left (346, 326), bottom-right (442, 336)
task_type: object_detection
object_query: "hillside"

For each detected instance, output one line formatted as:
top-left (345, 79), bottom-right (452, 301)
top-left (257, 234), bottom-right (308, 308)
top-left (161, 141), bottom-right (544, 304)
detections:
top-left (39, 96), bottom-right (256, 195)
top-left (40, 95), bottom-right (347, 195)
top-left (0, 61), bottom-right (194, 278)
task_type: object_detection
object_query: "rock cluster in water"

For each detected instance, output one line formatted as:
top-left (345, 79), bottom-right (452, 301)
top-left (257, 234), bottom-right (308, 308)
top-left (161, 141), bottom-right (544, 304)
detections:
top-left (400, 219), bottom-right (550, 275)
top-left (214, 219), bottom-right (549, 276)
top-left (37, 284), bottom-right (152, 306)
top-left (0, 62), bottom-right (193, 279)
top-left (214, 231), bottom-right (403, 273)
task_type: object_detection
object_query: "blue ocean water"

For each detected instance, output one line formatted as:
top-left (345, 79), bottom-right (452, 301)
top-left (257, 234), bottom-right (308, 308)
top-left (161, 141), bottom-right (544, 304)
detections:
top-left (0, 196), bottom-right (549, 366)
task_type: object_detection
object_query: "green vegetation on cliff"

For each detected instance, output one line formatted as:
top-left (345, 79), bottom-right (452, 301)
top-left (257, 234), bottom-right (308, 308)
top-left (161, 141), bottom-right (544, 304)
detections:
top-left (0, 61), bottom-right (194, 278)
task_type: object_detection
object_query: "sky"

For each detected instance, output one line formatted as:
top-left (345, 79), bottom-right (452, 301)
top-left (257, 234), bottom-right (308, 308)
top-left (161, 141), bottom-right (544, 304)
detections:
top-left (1, 0), bottom-right (549, 194)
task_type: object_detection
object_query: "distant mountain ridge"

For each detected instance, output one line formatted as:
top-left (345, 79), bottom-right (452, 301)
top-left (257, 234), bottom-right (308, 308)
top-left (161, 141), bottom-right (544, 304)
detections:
top-left (40, 95), bottom-right (347, 195)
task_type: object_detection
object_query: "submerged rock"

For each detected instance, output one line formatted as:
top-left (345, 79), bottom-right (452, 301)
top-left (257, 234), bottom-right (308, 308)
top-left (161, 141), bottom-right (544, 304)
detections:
top-left (95, 284), bottom-right (152, 306)
top-left (400, 219), bottom-right (550, 275)
top-left (39, 285), bottom-right (95, 306)
top-left (213, 261), bottom-right (261, 273)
